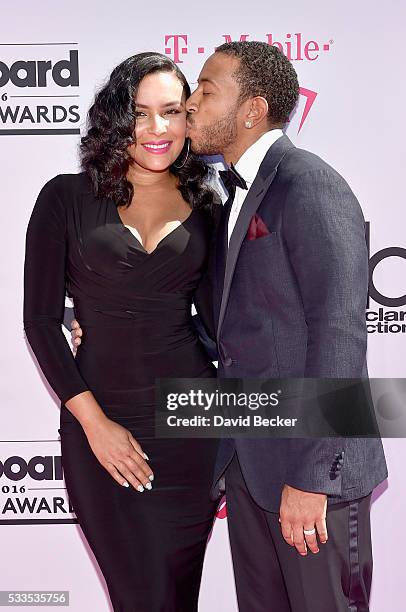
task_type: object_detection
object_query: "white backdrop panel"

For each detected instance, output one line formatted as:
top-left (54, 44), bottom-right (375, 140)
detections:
top-left (0, 1), bottom-right (405, 610)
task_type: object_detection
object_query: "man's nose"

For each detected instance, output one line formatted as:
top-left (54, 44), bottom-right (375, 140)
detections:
top-left (186, 94), bottom-right (197, 113)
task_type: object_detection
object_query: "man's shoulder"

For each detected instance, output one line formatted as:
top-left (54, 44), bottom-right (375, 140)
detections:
top-left (274, 143), bottom-right (362, 216)
top-left (280, 144), bottom-right (344, 183)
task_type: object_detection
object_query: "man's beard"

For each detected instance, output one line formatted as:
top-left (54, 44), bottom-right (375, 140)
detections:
top-left (189, 108), bottom-right (238, 156)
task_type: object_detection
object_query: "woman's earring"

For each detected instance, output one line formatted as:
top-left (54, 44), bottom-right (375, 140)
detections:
top-left (245, 121), bottom-right (253, 129)
top-left (173, 138), bottom-right (191, 169)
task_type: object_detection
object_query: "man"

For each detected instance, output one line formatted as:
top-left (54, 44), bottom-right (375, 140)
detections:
top-left (73, 42), bottom-right (387, 611)
top-left (185, 41), bottom-right (387, 612)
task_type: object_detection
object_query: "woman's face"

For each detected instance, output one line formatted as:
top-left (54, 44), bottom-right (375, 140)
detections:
top-left (128, 71), bottom-right (187, 173)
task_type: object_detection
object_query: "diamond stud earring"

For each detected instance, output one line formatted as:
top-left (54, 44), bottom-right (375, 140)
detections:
top-left (245, 121), bottom-right (253, 128)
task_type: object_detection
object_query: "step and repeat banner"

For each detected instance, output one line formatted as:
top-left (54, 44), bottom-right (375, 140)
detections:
top-left (1, 1), bottom-right (404, 610)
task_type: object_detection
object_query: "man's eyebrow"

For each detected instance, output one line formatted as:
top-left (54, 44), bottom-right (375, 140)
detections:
top-left (134, 101), bottom-right (183, 109)
top-left (197, 77), bottom-right (218, 87)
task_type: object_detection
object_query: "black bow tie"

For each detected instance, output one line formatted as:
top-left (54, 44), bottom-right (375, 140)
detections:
top-left (219, 163), bottom-right (248, 196)
top-left (216, 163), bottom-right (248, 288)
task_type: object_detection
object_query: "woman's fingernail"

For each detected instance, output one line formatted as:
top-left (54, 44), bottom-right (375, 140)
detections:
top-left (137, 485), bottom-right (144, 492)
top-left (143, 453), bottom-right (149, 460)
top-left (122, 481), bottom-right (129, 487)
top-left (145, 482), bottom-right (152, 490)
top-left (149, 474), bottom-right (154, 481)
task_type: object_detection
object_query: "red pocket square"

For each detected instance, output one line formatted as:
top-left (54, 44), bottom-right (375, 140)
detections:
top-left (247, 214), bottom-right (271, 240)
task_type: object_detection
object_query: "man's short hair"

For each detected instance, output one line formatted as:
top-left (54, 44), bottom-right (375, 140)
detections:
top-left (215, 41), bottom-right (299, 125)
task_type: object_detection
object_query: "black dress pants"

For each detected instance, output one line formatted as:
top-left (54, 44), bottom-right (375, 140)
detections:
top-left (225, 451), bottom-right (373, 612)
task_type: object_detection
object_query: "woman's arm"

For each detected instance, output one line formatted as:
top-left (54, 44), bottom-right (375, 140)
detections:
top-left (23, 176), bottom-right (90, 405)
top-left (24, 176), bottom-right (153, 490)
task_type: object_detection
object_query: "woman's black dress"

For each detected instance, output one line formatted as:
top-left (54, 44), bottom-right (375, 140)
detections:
top-left (23, 172), bottom-right (219, 612)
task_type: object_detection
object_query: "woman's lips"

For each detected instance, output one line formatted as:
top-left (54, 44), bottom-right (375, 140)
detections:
top-left (141, 141), bottom-right (172, 155)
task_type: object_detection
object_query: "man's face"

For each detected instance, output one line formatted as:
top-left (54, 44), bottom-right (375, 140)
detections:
top-left (186, 53), bottom-right (243, 156)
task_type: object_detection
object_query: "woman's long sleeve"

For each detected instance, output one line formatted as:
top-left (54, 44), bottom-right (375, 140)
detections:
top-left (23, 176), bottom-right (90, 405)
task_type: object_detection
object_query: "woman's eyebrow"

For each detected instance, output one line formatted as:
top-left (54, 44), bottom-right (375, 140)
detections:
top-left (135, 101), bottom-right (184, 109)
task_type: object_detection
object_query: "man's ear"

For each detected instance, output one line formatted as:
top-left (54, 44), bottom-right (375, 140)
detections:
top-left (246, 96), bottom-right (269, 127)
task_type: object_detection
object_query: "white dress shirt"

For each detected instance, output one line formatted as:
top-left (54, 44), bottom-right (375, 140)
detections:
top-left (227, 129), bottom-right (283, 245)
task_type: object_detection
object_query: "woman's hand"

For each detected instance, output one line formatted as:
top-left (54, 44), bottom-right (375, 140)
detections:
top-left (82, 415), bottom-right (154, 492)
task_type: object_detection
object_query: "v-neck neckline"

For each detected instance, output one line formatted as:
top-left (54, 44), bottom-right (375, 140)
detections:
top-left (114, 206), bottom-right (195, 256)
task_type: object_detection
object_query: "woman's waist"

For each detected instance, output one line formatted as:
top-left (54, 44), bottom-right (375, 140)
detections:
top-left (73, 339), bottom-right (215, 405)
top-left (77, 325), bottom-right (199, 354)
top-left (76, 326), bottom-right (213, 367)
top-left (72, 293), bottom-right (193, 328)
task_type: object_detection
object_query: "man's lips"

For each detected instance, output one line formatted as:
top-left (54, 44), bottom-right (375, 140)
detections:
top-left (141, 140), bottom-right (172, 154)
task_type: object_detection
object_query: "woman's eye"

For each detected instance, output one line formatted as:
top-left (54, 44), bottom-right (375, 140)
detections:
top-left (135, 111), bottom-right (147, 117)
top-left (165, 109), bottom-right (182, 115)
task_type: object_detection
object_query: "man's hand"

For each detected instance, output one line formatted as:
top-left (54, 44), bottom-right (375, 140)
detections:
top-left (279, 484), bottom-right (328, 556)
top-left (71, 319), bottom-right (83, 352)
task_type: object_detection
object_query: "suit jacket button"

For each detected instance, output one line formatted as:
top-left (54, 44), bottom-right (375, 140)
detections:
top-left (224, 357), bottom-right (233, 367)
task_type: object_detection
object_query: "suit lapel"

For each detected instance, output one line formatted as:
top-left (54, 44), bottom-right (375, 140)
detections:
top-left (216, 134), bottom-right (296, 341)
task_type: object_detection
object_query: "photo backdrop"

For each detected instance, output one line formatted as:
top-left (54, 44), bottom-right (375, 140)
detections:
top-left (1, 1), bottom-right (405, 609)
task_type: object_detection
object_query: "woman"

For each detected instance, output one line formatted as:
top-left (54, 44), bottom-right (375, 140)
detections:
top-left (23, 52), bottom-right (220, 612)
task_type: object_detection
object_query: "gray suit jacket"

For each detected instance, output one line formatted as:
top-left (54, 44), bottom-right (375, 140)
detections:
top-left (195, 134), bottom-right (388, 513)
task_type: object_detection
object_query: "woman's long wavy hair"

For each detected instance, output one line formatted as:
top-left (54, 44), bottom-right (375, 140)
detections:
top-left (80, 52), bottom-right (215, 211)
